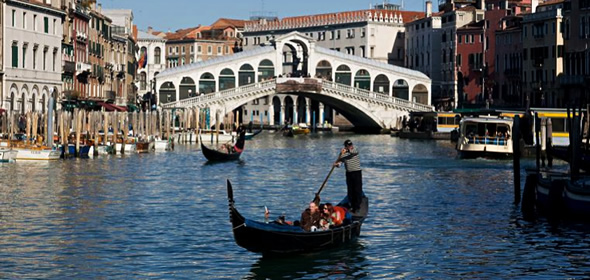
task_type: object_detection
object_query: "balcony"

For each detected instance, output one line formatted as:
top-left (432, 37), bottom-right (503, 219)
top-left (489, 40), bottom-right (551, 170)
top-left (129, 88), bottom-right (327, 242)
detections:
top-left (558, 75), bottom-right (586, 87)
top-left (76, 62), bottom-right (91, 74)
top-left (76, 32), bottom-right (87, 42)
top-left (503, 68), bottom-right (521, 78)
top-left (63, 61), bottom-right (76, 74)
top-left (105, 91), bottom-right (116, 101)
top-left (114, 64), bottom-right (125, 72)
top-left (532, 58), bottom-right (544, 68)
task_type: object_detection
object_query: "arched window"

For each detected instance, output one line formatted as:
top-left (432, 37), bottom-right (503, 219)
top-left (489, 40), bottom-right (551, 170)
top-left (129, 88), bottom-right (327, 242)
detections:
top-left (354, 69), bottom-right (371, 90)
top-left (373, 74), bottom-right (390, 94)
top-left (180, 76), bottom-right (196, 98)
top-left (219, 68), bottom-right (236, 90)
top-left (258, 59), bottom-right (274, 82)
top-left (159, 82), bottom-right (176, 104)
top-left (239, 64), bottom-right (255, 86)
top-left (335, 65), bottom-right (351, 86)
top-left (393, 79), bottom-right (409, 100)
top-left (199, 73), bottom-right (216, 94)
top-left (154, 47), bottom-right (161, 64)
top-left (315, 60), bottom-right (332, 80)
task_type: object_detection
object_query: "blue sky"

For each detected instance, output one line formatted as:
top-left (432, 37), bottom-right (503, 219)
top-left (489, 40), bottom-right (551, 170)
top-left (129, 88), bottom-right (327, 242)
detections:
top-left (100, 0), bottom-right (433, 32)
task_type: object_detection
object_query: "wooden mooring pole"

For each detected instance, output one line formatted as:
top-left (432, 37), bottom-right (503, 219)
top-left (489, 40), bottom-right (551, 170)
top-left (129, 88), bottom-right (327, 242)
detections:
top-left (513, 115), bottom-right (521, 205)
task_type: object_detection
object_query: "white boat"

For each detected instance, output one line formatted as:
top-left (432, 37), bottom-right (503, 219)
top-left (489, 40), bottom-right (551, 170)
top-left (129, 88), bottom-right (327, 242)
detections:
top-left (115, 143), bottom-right (137, 153)
top-left (0, 148), bottom-right (17, 162)
top-left (154, 139), bottom-right (173, 151)
top-left (456, 116), bottom-right (513, 158)
top-left (14, 147), bottom-right (61, 160)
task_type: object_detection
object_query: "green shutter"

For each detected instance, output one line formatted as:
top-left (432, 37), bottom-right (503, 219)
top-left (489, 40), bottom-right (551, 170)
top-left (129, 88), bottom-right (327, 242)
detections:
top-left (44, 17), bottom-right (49, 33)
top-left (12, 45), bottom-right (18, 68)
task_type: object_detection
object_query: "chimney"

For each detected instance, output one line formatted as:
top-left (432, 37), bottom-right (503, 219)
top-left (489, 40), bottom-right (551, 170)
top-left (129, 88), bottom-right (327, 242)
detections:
top-left (476, 0), bottom-right (484, 10)
top-left (148, 26), bottom-right (153, 34)
top-left (98, 3), bottom-right (102, 13)
top-left (531, 0), bottom-right (538, 13)
top-left (426, 1), bottom-right (432, 17)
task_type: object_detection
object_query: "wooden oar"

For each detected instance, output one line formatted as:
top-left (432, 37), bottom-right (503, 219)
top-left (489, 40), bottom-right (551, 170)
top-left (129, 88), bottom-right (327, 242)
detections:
top-left (313, 153), bottom-right (342, 205)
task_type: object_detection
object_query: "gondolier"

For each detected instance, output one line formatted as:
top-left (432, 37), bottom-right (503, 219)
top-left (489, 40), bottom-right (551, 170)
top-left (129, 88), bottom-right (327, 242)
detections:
top-left (334, 139), bottom-right (363, 213)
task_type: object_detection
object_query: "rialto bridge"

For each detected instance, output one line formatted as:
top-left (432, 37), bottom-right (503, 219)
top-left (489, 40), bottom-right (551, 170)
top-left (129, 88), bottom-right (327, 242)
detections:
top-left (156, 32), bottom-right (433, 132)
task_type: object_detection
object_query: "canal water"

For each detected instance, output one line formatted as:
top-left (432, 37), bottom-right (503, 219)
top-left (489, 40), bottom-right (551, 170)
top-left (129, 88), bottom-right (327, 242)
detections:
top-left (1, 133), bottom-right (589, 279)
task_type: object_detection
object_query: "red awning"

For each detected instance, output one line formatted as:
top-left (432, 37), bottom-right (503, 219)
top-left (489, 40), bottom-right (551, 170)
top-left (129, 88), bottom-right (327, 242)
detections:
top-left (97, 102), bottom-right (117, 112)
top-left (110, 104), bottom-right (128, 112)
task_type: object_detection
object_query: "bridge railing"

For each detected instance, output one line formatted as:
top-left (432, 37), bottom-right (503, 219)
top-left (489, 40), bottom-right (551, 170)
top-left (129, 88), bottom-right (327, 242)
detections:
top-left (321, 80), bottom-right (434, 112)
top-left (162, 79), bottom-right (276, 108)
top-left (162, 78), bottom-right (433, 112)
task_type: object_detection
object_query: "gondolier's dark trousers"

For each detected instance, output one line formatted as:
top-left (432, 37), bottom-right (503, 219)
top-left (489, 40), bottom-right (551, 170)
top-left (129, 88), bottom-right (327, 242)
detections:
top-left (346, 170), bottom-right (363, 211)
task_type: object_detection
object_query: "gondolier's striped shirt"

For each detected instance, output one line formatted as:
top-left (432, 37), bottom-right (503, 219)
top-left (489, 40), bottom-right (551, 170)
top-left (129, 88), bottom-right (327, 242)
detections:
top-left (340, 147), bottom-right (361, 172)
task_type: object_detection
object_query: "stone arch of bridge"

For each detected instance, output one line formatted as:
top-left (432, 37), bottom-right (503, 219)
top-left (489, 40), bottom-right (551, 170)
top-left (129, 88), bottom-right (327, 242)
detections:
top-left (215, 90), bottom-right (387, 132)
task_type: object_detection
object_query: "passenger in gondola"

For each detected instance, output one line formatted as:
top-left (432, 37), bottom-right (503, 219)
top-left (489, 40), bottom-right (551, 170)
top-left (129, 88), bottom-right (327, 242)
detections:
top-left (300, 201), bottom-right (321, 231)
top-left (325, 203), bottom-right (348, 226)
top-left (319, 204), bottom-right (333, 230)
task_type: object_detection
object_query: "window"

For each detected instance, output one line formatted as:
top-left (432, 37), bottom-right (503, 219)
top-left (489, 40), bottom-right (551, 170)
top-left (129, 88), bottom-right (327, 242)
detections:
top-left (198, 45), bottom-right (202, 53)
top-left (22, 44), bottom-right (27, 68)
top-left (182, 46), bottom-right (185, 54)
top-left (217, 46), bottom-right (222, 54)
top-left (12, 42), bottom-right (18, 68)
top-left (53, 49), bottom-right (57, 71)
top-left (43, 47), bottom-right (47, 70)
top-left (207, 46), bottom-right (212, 54)
top-left (140, 72), bottom-right (146, 90)
top-left (33, 46), bottom-right (38, 69)
top-left (190, 45), bottom-right (194, 54)
top-left (337, 30), bottom-right (341, 39)
top-left (34, 15), bottom-right (37, 31)
top-left (23, 12), bottom-right (26, 29)
top-left (53, 19), bottom-right (56, 34)
top-left (154, 47), bottom-right (161, 64)
top-left (44, 17), bottom-right (49, 33)
top-left (225, 45), bottom-right (229, 53)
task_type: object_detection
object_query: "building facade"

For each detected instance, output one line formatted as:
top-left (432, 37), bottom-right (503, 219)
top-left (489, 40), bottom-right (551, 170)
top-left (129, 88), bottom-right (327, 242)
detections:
top-left (494, 15), bottom-right (524, 107)
top-left (102, 9), bottom-right (137, 106)
top-left (136, 29), bottom-right (166, 107)
top-left (561, 0), bottom-right (590, 105)
top-left (404, 1), bottom-right (444, 109)
top-left (522, 1), bottom-right (565, 107)
top-left (242, 8), bottom-right (425, 67)
top-left (2, 0), bottom-right (65, 113)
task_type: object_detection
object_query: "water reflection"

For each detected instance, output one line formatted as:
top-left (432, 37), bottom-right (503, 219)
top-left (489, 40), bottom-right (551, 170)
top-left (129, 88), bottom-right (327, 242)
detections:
top-left (245, 242), bottom-right (368, 279)
top-left (2, 135), bottom-right (590, 278)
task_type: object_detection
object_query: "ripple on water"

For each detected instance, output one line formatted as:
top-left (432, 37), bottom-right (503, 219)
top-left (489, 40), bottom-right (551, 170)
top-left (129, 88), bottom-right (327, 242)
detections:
top-left (1, 135), bottom-right (590, 278)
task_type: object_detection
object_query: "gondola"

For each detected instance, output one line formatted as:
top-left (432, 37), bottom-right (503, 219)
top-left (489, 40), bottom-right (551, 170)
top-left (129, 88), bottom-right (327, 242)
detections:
top-left (200, 130), bottom-right (245, 161)
top-left (227, 179), bottom-right (369, 255)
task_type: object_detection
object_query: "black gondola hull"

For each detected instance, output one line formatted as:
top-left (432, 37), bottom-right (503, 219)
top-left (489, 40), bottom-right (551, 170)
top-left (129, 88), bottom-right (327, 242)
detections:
top-left (227, 180), bottom-right (368, 255)
top-left (201, 142), bottom-right (242, 161)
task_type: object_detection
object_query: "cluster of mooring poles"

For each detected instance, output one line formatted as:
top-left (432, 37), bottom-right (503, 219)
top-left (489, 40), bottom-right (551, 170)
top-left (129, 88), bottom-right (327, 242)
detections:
top-left (0, 105), bottom-right (236, 158)
top-left (514, 104), bottom-right (589, 225)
